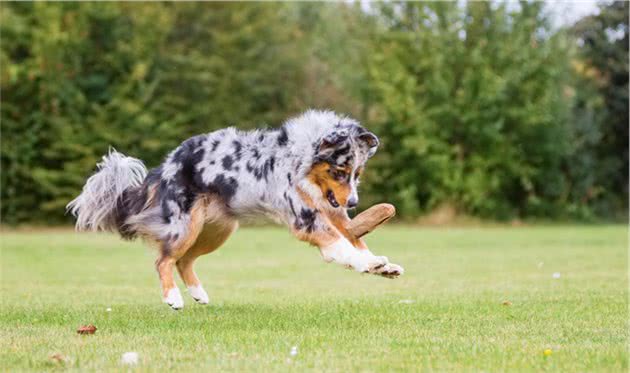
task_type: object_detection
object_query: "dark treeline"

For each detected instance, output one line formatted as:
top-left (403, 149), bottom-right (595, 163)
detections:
top-left (1, 1), bottom-right (627, 224)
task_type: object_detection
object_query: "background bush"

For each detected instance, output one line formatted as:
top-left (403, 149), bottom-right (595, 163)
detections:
top-left (1, 1), bottom-right (627, 224)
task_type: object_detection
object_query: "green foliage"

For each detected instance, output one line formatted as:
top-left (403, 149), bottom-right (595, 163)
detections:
top-left (1, 2), bottom-right (308, 223)
top-left (1, 2), bottom-right (627, 223)
top-left (364, 2), bottom-right (579, 219)
top-left (2, 3), bottom-right (180, 223)
top-left (570, 1), bottom-right (629, 218)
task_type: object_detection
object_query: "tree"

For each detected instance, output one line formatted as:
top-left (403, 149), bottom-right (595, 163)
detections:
top-left (571, 1), bottom-right (628, 217)
top-left (1, 2), bottom-right (626, 224)
top-left (364, 2), bottom-right (574, 219)
top-left (1, 2), bottom-right (311, 223)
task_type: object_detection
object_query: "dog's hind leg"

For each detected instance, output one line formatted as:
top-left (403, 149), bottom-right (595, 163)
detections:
top-left (156, 254), bottom-right (184, 309)
top-left (155, 199), bottom-right (209, 310)
top-left (176, 201), bottom-right (237, 304)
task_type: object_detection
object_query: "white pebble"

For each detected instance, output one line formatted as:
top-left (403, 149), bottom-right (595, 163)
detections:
top-left (290, 346), bottom-right (298, 356)
top-left (552, 272), bottom-right (561, 279)
top-left (121, 352), bottom-right (139, 365)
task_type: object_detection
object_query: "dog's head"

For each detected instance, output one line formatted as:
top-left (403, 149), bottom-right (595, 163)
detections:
top-left (308, 124), bottom-right (379, 209)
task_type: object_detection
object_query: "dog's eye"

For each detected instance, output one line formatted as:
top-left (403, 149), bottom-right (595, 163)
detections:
top-left (331, 169), bottom-right (347, 181)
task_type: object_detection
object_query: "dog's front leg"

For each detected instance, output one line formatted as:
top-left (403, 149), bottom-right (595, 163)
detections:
top-left (324, 209), bottom-right (404, 278)
top-left (291, 210), bottom-right (403, 278)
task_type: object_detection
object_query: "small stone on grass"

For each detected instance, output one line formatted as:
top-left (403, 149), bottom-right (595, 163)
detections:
top-left (121, 352), bottom-right (139, 365)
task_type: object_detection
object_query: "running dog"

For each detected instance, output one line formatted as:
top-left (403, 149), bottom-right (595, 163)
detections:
top-left (67, 110), bottom-right (404, 310)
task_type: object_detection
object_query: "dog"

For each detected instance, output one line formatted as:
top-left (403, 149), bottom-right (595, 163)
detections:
top-left (67, 110), bottom-right (403, 309)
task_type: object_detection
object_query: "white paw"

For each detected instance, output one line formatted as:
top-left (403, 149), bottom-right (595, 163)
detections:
top-left (321, 240), bottom-right (395, 273)
top-left (349, 250), bottom-right (388, 273)
top-left (370, 262), bottom-right (404, 278)
top-left (321, 240), bottom-right (370, 272)
top-left (188, 285), bottom-right (209, 304)
top-left (164, 287), bottom-right (184, 310)
top-left (364, 253), bottom-right (389, 271)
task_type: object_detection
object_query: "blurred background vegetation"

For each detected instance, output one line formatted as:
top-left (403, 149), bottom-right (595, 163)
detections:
top-left (1, 1), bottom-right (627, 224)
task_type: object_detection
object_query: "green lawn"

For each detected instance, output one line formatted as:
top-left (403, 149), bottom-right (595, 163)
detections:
top-left (1, 226), bottom-right (627, 372)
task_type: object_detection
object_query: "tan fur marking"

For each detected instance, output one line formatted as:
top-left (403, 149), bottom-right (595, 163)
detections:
top-left (156, 196), bottom-right (236, 298)
top-left (176, 203), bottom-right (238, 288)
top-left (307, 162), bottom-right (352, 207)
top-left (299, 175), bottom-right (366, 249)
top-left (293, 186), bottom-right (340, 247)
top-left (167, 198), bottom-right (209, 257)
top-left (156, 256), bottom-right (177, 297)
top-left (292, 223), bottom-right (339, 247)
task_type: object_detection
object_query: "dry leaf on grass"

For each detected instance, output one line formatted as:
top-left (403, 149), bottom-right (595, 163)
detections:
top-left (77, 324), bottom-right (97, 335)
top-left (502, 300), bottom-right (512, 306)
top-left (49, 353), bottom-right (66, 363)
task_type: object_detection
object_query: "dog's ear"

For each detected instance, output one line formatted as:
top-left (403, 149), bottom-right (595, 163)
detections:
top-left (316, 130), bottom-right (349, 160)
top-left (357, 131), bottom-right (379, 158)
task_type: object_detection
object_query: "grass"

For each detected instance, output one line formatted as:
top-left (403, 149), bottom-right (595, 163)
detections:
top-left (1, 225), bottom-right (627, 372)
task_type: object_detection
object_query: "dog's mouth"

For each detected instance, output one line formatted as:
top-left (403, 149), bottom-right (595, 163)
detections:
top-left (326, 190), bottom-right (340, 208)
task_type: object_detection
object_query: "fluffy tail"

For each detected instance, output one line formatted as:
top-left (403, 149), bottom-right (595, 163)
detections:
top-left (67, 149), bottom-right (147, 232)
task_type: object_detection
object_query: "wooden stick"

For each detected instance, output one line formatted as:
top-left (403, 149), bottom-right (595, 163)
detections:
top-left (346, 203), bottom-right (396, 239)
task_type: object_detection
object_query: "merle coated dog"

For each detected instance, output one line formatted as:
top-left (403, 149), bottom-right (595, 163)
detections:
top-left (68, 110), bottom-right (403, 309)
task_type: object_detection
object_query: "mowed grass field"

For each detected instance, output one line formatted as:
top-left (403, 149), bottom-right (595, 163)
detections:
top-left (1, 225), bottom-right (627, 372)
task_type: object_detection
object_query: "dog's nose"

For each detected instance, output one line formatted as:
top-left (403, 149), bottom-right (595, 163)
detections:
top-left (347, 197), bottom-right (358, 208)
